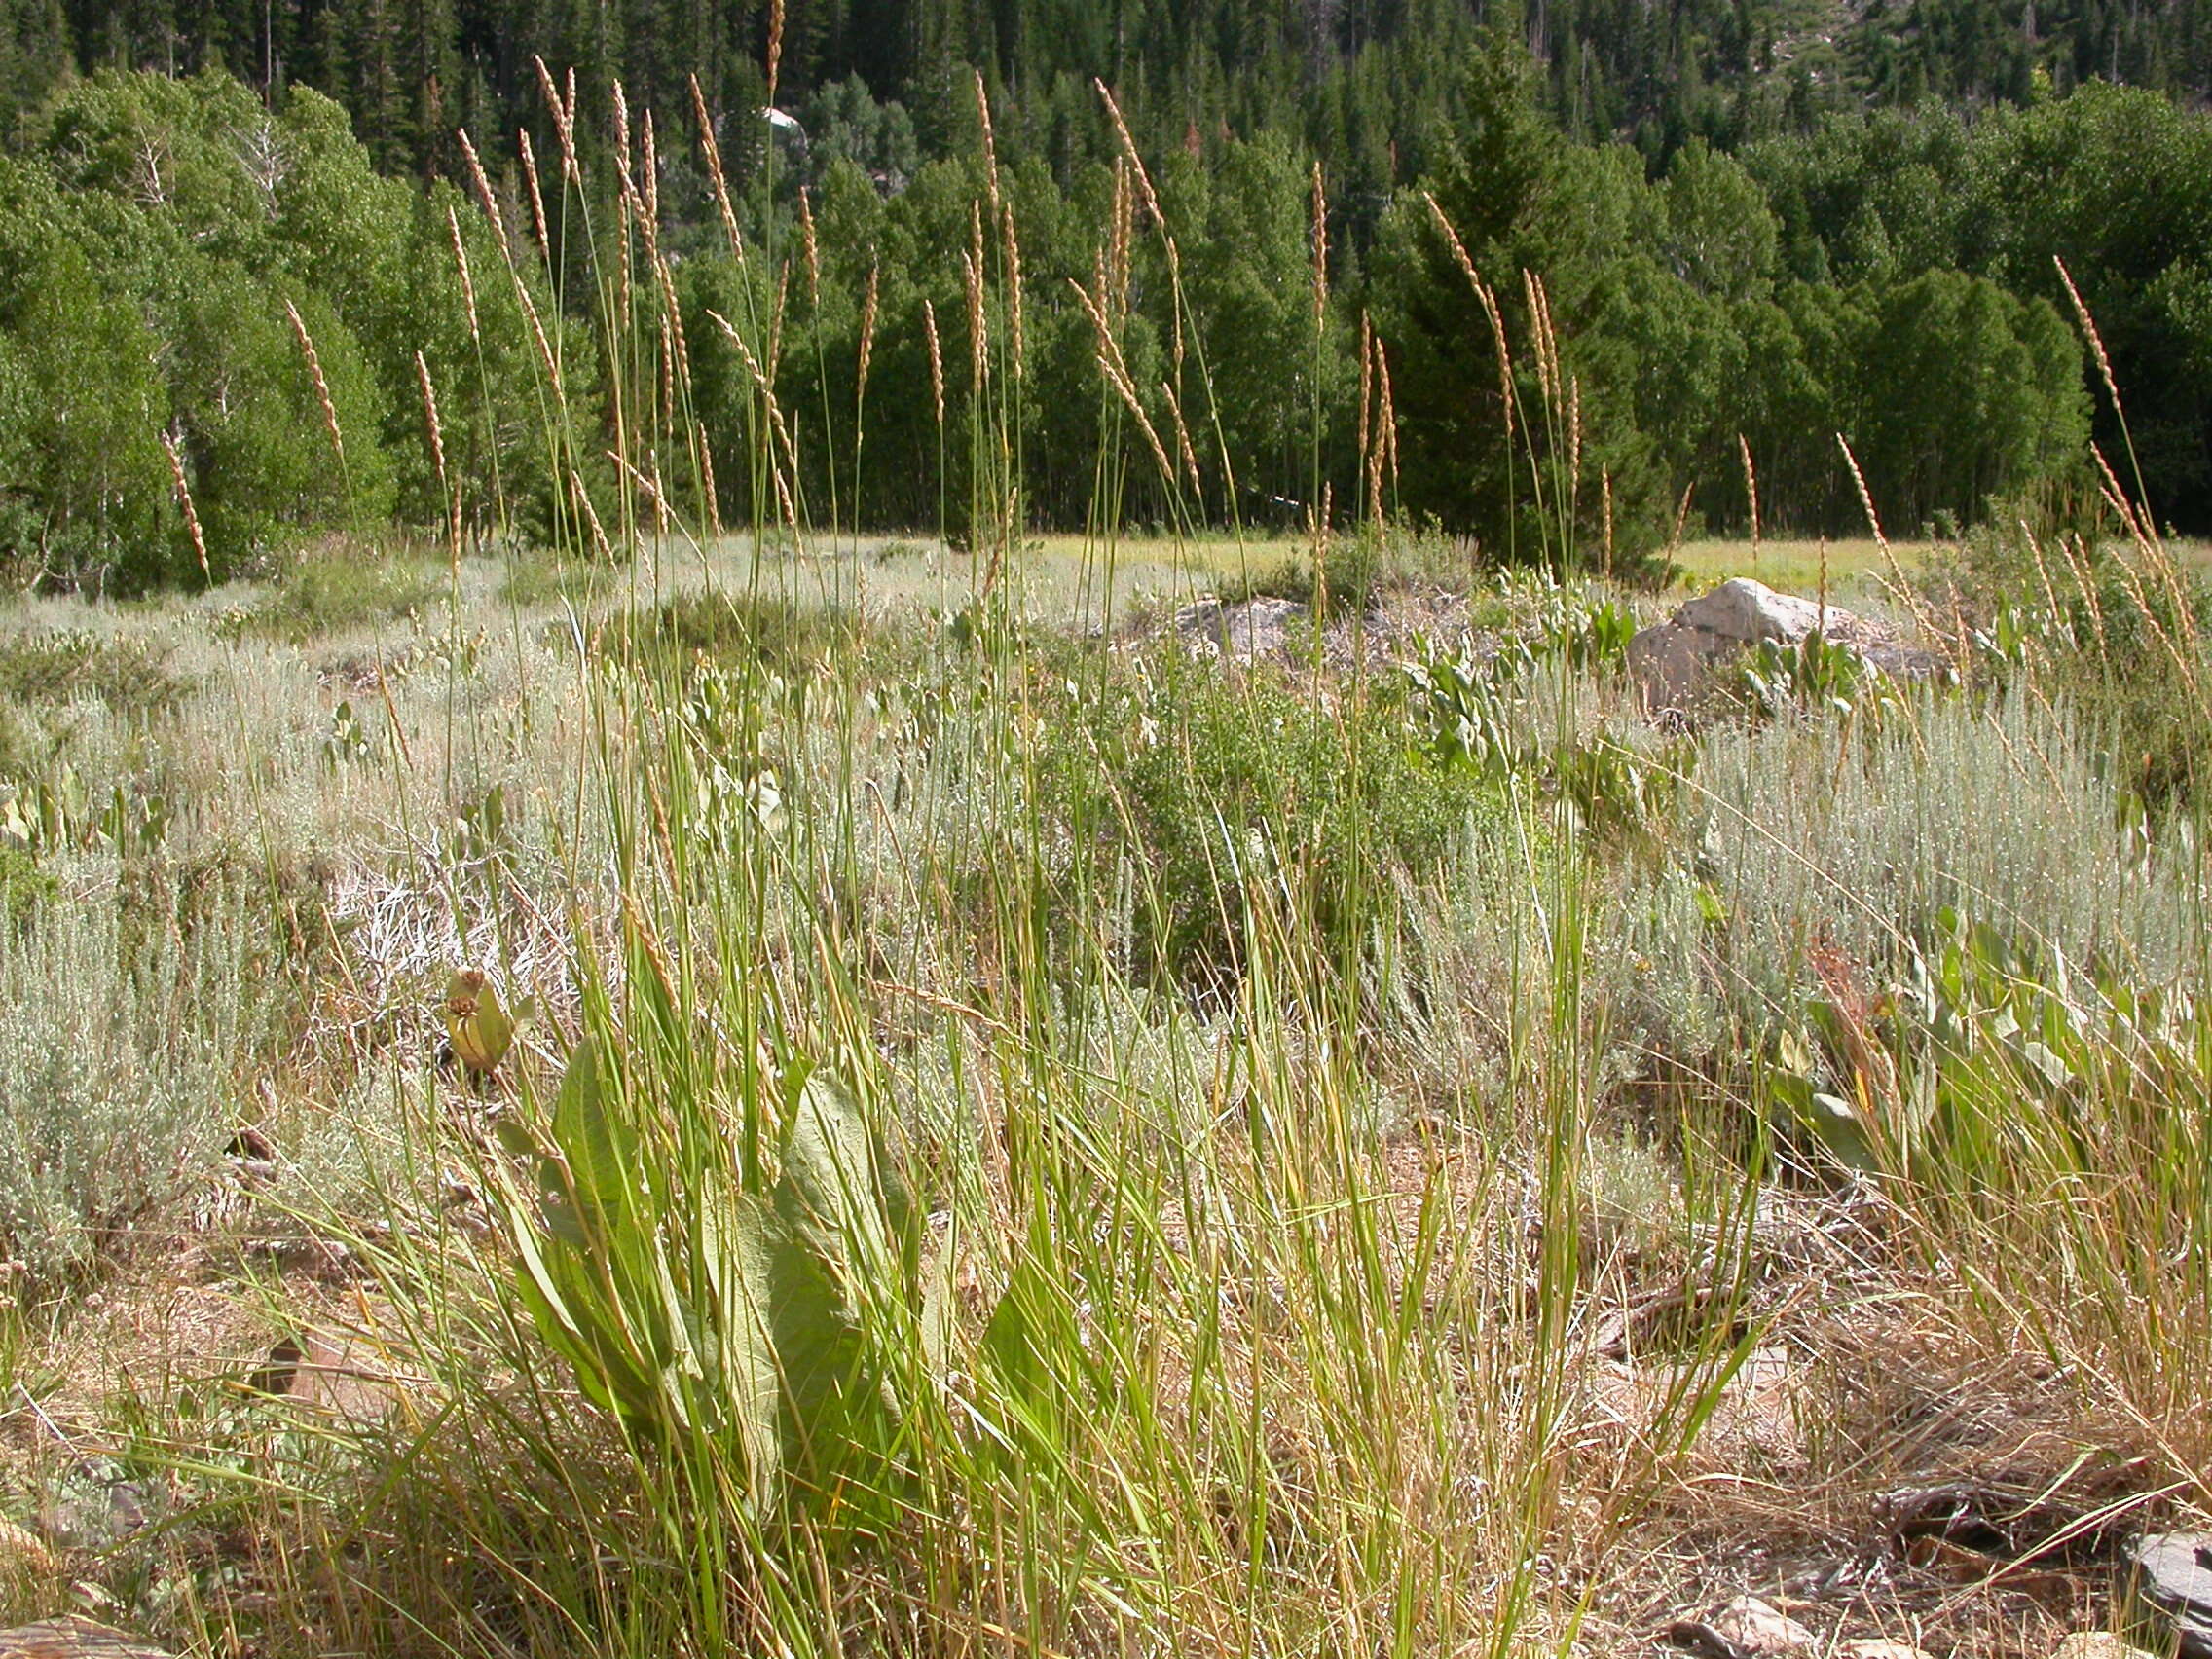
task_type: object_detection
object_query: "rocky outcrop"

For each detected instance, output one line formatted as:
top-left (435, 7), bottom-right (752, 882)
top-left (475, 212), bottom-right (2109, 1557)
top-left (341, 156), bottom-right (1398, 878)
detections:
top-left (1174, 597), bottom-right (1310, 665)
top-left (0, 1618), bottom-right (177, 1659)
top-left (1627, 577), bottom-right (1943, 711)
top-left (2128, 1533), bottom-right (2212, 1659)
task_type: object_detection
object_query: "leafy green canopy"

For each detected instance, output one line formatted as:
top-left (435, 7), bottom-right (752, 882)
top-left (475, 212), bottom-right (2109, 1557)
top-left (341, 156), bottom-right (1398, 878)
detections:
top-left (0, 70), bottom-right (553, 588)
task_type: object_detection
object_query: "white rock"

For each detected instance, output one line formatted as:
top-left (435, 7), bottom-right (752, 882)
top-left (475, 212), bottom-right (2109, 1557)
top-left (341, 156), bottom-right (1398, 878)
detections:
top-left (1708, 1595), bottom-right (1819, 1654)
top-left (1677, 577), bottom-right (1842, 644)
top-left (1174, 597), bottom-right (1309, 665)
top-left (2051, 1636), bottom-right (2158, 1659)
top-left (1842, 1641), bottom-right (1934, 1659)
top-left (1626, 577), bottom-right (1935, 711)
top-left (0, 1515), bottom-right (52, 1570)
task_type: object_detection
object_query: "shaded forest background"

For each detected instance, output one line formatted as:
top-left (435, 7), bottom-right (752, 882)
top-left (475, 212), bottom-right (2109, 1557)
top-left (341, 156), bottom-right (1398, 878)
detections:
top-left (0, 0), bottom-right (2206, 586)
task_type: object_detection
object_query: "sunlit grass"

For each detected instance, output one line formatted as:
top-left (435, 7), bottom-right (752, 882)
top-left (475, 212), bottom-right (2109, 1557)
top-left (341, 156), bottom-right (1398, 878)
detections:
top-left (1667, 535), bottom-right (1922, 596)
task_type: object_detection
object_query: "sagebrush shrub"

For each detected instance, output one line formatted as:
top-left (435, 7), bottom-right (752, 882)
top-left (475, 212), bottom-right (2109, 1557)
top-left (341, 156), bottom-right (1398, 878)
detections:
top-left (0, 860), bottom-right (271, 1289)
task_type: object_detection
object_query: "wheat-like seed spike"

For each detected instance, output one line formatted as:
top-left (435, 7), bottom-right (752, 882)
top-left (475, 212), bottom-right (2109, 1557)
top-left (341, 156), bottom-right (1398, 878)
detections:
top-left (2142, 518), bottom-right (2199, 655)
top-left (611, 81), bottom-right (633, 200)
top-left (962, 251), bottom-right (986, 396)
top-left (924, 300), bottom-right (945, 428)
top-left (1310, 160), bottom-right (1328, 326)
top-left (701, 442), bottom-right (721, 535)
top-left (1522, 270), bottom-right (1555, 413)
top-left (1835, 432), bottom-right (1886, 555)
top-left (1108, 164), bottom-right (1132, 316)
top-left (2023, 523), bottom-right (2062, 620)
top-left (571, 468), bottom-right (612, 559)
top-left (656, 256), bottom-right (691, 387)
top-left (1601, 467), bottom-right (1614, 581)
top-left (2054, 255), bottom-right (2120, 418)
top-left (798, 187), bottom-right (820, 308)
top-left (534, 57), bottom-right (576, 178)
top-left (857, 262), bottom-right (880, 399)
top-left (1484, 280), bottom-right (1515, 449)
top-left (457, 129), bottom-right (512, 263)
top-left (2058, 532), bottom-right (2109, 658)
top-left (284, 299), bottom-right (345, 466)
top-left (707, 308), bottom-right (800, 485)
top-left (2093, 440), bottom-right (2194, 660)
top-left (1101, 358), bottom-right (1173, 494)
top-left (1070, 276), bottom-right (1141, 399)
top-left (2090, 443), bottom-right (2151, 547)
top-left (765, 0), bottom-right (785, 107)
top-left (1093, 80), bottom-right (1161, 224)
top-left (1739, 432), bottom-right (1760, 561)
top-left (1378, 336), bottom-right (1400, 495)
top-left (1002, 203), bottom-right (1024, 382)
top-left (1423, 195), bottom-right (1514, 449)
top-left (617, 186), bottom-right (635, 336)
top-left (1668, 481), bottom-right (1695, 557)
top-left (1538, 276), bottom-right (1563, 412)
top-left (637, 113), bottom-right (662, 283)
top-left (518, 129), bottom-right (549, 257)
top-left (417, 351), bottom-right (460, 560)
top-left (1423, 192), bottom-right (1477, 282)
top-left (2105, 535), bottom-right (2196, 692)
top-left (1567, 372), bottom-right (1581, 501)
top-left (1070, 276), bottom-right (1170, 483)
top-left (446, 205), bottom-right (479, 343)
top-left (690, 75), bottom-right (745, 264)
top-left (975, 68), bottom-right (1000, 214)
top-left (160, 431), bottom-right (209, 580)
top-left (658, 313), bottom-right (676, 429)
top-left (1162, 380), bottom-right (1201, 497)
top-left (1838, 430), bottom-right (1941, 637)
top-left (415, 350), bottom-right (447, 490)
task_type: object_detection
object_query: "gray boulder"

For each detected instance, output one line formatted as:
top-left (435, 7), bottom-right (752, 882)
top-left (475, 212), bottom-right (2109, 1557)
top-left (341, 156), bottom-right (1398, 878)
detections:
top-left (2128, 1533), bottom-right (2212, 1658)
top-left (1627, 577), bottom-right (1941, 712)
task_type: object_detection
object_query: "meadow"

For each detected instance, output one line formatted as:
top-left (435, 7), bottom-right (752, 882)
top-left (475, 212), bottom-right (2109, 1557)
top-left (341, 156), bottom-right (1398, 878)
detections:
top-left (0, 499), bottom-right (2204, 1659)
top-left (0, 58), bottom-right (2207, 1659)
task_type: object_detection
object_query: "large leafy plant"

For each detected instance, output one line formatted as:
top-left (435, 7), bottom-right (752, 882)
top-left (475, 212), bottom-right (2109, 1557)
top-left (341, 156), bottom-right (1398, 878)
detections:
top-left (488, 1034), bottom-right (943, 1531)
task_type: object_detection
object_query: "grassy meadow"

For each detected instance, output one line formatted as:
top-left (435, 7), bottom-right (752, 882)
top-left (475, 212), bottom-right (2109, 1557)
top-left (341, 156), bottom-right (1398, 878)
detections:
top-left (0, 77), bottom-right (2209, 1659)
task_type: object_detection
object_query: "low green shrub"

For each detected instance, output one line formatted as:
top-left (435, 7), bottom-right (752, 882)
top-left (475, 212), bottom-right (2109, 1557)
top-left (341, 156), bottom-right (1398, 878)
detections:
top-left (0, 628), bottom-right (191, 716)
top-left (217, 549), bottom-right (446, 644)
top-left (598, 589), bottom-right (861, 676)
top-left (1036, 645), bottom-right (1497, 986)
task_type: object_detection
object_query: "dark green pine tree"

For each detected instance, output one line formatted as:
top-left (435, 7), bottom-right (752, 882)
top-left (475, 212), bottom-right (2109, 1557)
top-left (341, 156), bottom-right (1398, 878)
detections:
top-left (0, 0), bottom-right (73, 136)
top-left (396, 0), bottom-right (459, 174)
top-left (326, 0), bottom-right (406, 168)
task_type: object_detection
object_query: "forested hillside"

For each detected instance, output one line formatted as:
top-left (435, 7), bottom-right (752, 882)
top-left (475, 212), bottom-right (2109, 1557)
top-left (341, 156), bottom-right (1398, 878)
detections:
top-left (13, 0), bottom-right (2208, 174)
top-left (0, 0), bottom-right (2204, 586)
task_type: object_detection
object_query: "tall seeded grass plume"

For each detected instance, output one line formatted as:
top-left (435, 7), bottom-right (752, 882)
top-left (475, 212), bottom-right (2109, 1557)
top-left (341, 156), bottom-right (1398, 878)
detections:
top-left (0, 55), bottom-right (2207, 1659)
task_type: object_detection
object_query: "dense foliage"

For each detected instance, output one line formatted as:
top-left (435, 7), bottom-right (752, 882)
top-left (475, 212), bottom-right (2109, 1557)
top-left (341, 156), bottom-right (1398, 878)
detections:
top-left (0, 11), bottom-right (2207, 583)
